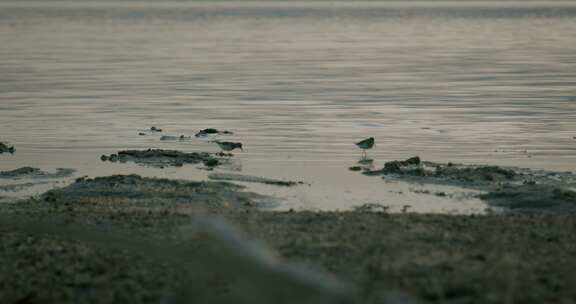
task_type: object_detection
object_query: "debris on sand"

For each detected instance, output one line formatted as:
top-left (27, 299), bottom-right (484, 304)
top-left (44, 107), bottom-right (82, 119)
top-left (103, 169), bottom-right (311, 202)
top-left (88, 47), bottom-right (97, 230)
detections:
top-left (0, 142), bottom-right (15, 154)
top-left (100, 149), bottom-right (221, 168)
top-left (352, 203), bottom-right (390, 213)
top-left (40, 174), bottom-right (277, 209)
top-left (0, 167), bottom-right (75, 179)
top-left (195, 128), bottom-right (234, 137)
top-left (480, 185), bottom-right (576, 211)
top-left (208, 173), bottom-right (307, 187)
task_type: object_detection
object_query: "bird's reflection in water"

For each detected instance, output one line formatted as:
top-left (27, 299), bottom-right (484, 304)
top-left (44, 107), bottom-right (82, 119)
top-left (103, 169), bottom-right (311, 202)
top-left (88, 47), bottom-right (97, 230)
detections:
top-left (356, 158), bottom-right (375, 171)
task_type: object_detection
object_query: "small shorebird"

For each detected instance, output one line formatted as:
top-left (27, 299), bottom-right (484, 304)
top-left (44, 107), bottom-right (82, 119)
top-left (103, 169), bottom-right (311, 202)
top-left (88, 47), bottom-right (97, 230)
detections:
top-left (355, 137), bottom-right (375, 158)
top-left (215, 141), bottom-right (243, 154)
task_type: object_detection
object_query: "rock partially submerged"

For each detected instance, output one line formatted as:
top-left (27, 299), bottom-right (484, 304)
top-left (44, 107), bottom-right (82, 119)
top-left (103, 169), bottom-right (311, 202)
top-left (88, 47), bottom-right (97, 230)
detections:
top-left (0, 167), bottom-right (75, 179)
top-left (195, 128), bottom-right (233, 137)
top-left (0, 142), bottom-right (15, 154)
top-left (160, 135), bottom-right (191, 141)
top-left (41, 174), bottom-right (277, 209)
top-left (480, 185), bottom-right (576, 211)
top-left (365, 156), bottom-right (522, 187)
top-left (100, 149), bottom-right (221, 168)
top-left (208, 173), bottom-right (307, 187)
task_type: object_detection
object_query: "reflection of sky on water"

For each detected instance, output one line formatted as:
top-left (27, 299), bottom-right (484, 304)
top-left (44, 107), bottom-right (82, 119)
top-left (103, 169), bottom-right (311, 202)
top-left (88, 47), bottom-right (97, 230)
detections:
top-left (1, 1), bottom-right (575, 212)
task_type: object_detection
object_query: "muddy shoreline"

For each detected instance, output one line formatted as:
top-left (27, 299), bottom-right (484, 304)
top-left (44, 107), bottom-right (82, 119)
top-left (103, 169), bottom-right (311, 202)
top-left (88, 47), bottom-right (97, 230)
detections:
top-left (0, 171), bottom-right (575, 303)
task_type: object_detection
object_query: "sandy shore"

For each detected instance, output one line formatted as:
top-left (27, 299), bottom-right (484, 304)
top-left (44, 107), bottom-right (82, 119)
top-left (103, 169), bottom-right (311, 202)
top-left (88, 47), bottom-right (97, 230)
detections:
top-left (1, 174), bottom-right (575, 304)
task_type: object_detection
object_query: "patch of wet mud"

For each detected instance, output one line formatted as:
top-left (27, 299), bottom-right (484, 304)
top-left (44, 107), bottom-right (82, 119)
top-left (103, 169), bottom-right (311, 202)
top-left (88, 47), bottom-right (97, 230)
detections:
top-left (40, 174), bottom-right (278, 210)
top-left (208, 173), bottom-right (307, 187)
top-left (0, 167), bottom-right (75, 179)
top-left (480, 185), bottom-right (576, 211)
top-left (365, 157), bottom-right (524, 187)
top-left (361, 156), bottom-right (576, 212)
top-left (100, 149), bottom-right (222, 168)
top-left (0, 181), bottom-right (56, 192)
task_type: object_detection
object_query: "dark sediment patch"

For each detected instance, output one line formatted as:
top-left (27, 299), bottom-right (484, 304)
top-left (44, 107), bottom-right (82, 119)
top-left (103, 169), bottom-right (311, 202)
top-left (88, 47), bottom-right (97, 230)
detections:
top-left (208, 172), bottom-right (307, 187)
top-left (0, 142), bottom-right (15, 154)
top-left (100, 149), bottom-right (221, 168)
top-left (480, 184), bottom-right (576, 211)
top-left (0, 181), bottom-right (56, 192)
top-left (0, 167), bottom-right (75, 179)
top-left (40, 174), bottom-right (277, 210)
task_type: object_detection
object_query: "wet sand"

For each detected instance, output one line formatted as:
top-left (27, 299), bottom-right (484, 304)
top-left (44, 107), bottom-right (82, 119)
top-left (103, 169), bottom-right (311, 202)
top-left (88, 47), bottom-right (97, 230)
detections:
top-left (1, 174), bottom-right (575, 304)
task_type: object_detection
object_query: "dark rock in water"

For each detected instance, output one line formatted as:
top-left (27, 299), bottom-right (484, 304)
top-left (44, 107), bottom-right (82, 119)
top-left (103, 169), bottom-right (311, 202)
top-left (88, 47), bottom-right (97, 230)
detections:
top-left (480, 185), bottom-right (576, 211)
top-left (383, 161), bottom-right (402, 174)
top-left (404, 156), bottom-right (421, 165)
top-left (160, 135), bottom-right (178, 141)
top-left (160, 135), bottom-right (192, 141)
top-left (0, 167), bottom-right (75, 179)
top-left (138, 132), bottom-right (146, 136)
top-left (101, 149), bottom-right (222, 168)
top-left (199, 128), bottom-right (219, 134)
top-left (349, 166), bottom-right (362, 171)
top-left (204, 158), bottom-right (220, 167)
top-left (0, 142), bottom-right (15, 154)
top-left (195, 128), bottom-right (234, 137)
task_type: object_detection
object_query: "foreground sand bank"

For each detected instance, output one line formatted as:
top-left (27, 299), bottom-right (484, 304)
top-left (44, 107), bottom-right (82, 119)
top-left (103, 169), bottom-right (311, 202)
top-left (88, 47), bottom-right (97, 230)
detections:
top-left (0, 174), bottom-right (575, 304)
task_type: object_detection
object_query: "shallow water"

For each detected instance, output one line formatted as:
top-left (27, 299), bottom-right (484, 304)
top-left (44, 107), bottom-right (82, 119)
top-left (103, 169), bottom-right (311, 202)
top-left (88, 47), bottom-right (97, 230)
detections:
top-left (1, 1), bottom-right (575, 212)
